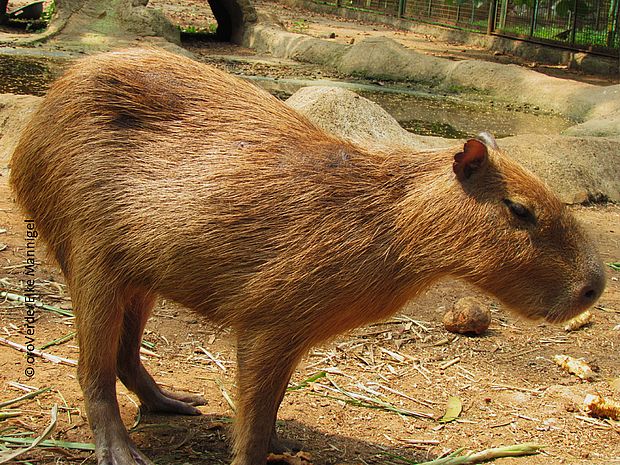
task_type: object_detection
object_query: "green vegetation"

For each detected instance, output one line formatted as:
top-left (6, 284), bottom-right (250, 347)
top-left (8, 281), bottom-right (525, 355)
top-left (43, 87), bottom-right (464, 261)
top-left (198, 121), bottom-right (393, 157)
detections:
top-left (290, 18), bottom-right (310, 33)
top-left (497, 23), bottom-right (618, 47)
top-left (40, 0), bottom-right (55, 24)
top-left (180, 22), bottom-right (218, 35)
top-left (1, 0), bottom-right (54, 31)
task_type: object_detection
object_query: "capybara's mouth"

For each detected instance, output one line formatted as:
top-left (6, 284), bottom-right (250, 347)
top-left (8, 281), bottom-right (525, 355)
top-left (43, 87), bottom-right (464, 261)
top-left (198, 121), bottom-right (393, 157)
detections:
top-left (543, 305), bottom-right (590, 324)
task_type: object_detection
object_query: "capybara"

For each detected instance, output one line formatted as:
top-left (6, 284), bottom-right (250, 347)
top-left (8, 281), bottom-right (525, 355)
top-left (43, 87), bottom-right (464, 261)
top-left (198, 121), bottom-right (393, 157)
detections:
top-left (10, 49), bottom-right (605, 465)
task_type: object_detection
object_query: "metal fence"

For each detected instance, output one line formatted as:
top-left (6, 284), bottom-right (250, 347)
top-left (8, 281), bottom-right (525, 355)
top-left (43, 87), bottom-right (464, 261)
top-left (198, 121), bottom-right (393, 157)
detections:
top-left (493, 0), bottom-right (619, 51)
top-left (316, 0), bottom-right (619, 56)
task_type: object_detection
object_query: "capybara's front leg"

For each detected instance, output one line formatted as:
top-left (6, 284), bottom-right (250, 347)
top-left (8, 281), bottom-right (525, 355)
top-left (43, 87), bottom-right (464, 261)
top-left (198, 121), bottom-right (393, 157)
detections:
top-left (74, 283), bottom-right (153, 465)
top-left (269, 389), bottom-right (303, 454)
top-left (232, 330), bottom-right (308, 465)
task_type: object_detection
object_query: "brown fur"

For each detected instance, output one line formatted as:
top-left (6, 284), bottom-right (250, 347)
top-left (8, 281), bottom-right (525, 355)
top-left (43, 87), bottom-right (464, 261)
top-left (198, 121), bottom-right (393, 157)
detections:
top-left (9, 49), bottom-right (605, 465)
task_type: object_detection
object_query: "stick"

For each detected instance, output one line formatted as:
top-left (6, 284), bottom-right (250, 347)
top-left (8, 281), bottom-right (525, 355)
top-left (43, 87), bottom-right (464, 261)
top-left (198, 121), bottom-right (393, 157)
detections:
top-left (0, 337), bottom-right (77, 366)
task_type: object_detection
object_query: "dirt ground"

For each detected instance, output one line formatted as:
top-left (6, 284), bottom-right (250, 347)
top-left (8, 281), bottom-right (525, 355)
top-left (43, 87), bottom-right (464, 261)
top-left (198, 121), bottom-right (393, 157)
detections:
top-left (1, 1), bottom-right (620, 464)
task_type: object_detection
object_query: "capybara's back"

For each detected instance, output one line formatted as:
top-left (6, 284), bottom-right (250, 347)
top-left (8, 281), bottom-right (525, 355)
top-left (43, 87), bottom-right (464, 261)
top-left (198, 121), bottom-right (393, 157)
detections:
top-left (10, 49), bottom-right (605, 465)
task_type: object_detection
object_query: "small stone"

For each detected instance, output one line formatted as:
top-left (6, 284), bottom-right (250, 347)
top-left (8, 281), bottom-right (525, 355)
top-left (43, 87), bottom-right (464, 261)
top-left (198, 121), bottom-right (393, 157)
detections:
top-left (572, 190), bottom-right (589, 204)
top-left (443, 297), bottom-right (491, 335)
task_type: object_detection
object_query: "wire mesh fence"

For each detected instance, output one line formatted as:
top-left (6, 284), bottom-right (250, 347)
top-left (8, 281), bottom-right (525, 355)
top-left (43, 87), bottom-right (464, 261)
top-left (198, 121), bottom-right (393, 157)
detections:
top-left (494, 0), bottom-right (619, 50)
top-left (403, 0), bottom-right (490, 30)
top-left (310, 0), bottom-right (619, 55)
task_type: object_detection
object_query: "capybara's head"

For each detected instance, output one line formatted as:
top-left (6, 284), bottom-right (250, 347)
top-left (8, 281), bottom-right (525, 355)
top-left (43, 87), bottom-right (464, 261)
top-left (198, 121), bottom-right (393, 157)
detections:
top-left (448, 133), bottom-right (605, 323)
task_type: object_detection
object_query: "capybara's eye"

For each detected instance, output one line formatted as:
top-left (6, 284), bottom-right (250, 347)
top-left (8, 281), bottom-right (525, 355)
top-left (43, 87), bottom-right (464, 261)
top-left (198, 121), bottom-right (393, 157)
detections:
top-left (503, 199), bottom-right (536, 224)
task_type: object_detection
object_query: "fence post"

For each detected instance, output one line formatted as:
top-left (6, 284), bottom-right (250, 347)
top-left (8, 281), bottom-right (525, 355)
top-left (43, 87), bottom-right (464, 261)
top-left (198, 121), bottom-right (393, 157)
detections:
top-left (607, 0), bottom-right (618, 47)
top-left (487, 0), bottom-right (497, 33)
top-left (398, 0), bottom-right (406, 17)
top-left (428, 0), bottom-right (433, 16)
top-left (499, 0), bottom-right (508, 30)
top-left (570, 0), bottom-right (578, 43)
top-left (529, 0), bottom-right (539, 37)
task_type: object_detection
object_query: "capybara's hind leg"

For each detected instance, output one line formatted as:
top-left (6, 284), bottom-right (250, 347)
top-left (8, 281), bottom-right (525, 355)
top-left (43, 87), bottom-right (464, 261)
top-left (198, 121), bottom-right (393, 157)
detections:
top-left (232, 330), bottom-right (307, 465)
top-left (73, 280), bottom-right (153, 465)
top-left (116, 291), bottom-right (206, 414)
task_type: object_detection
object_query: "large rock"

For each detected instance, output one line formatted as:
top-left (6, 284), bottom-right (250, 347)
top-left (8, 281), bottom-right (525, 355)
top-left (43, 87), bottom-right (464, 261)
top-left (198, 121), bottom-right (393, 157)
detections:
top-left (0, 94), bottom-right (41, 167)
top-left (500, 135), bottom-right (620, 204)
top-left (286, 86), bottom-right (447, 151)
top-left (286, 86), bottom-right (620, 204)
top-left (563, 110), bottom-right (620, 138)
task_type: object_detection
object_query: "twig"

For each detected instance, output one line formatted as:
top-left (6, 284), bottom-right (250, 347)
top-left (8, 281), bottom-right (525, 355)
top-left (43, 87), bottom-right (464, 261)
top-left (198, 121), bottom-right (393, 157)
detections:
top-left (319, 375), bottom-right (435, 420)
top-left (39, 332), bottom-right (76, 350)
top-left (197, 346), bottom-right (227, 372)
top-left (399, 438), bottom-right (440, 446)
top-left (0, 411), bottom-right (22, 420)
top-left (215, 379), bottom-right (236, 412)
top-left (139, 346), bottom-right (160, 358)
top-left (491, 383), bottom-right (545, 394)
top-left (0, 337), bottom-right (77, 366)
top-left (381, 347), bottom-right (406, 363)
top-left (440, 357), bottom-right (461, 370)
top-left (369, 382), bottom-right (437, 408)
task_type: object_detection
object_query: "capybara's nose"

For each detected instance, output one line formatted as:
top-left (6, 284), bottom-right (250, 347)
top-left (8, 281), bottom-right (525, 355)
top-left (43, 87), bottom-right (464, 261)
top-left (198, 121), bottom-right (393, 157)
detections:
top-left (578, 267), bottom-right (606, 309)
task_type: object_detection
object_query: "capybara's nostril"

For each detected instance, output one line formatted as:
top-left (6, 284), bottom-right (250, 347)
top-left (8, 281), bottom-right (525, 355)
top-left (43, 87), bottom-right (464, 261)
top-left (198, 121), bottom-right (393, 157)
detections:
top-left (578, 274), bottom-right (605, 309)
top-left (581, 287), bottom-right (597, 303)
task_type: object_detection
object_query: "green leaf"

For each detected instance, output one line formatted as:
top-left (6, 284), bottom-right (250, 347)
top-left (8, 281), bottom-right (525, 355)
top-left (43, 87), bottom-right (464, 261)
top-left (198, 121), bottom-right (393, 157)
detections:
top-left (439, 396), bottom-right (462, 423)
top-left (287, 371), bottom-right (327, 391)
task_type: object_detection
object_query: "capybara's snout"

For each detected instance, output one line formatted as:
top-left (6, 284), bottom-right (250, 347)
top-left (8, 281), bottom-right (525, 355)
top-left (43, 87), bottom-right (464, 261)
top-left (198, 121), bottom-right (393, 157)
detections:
top-left (555, 258), bottom-right (606, 322)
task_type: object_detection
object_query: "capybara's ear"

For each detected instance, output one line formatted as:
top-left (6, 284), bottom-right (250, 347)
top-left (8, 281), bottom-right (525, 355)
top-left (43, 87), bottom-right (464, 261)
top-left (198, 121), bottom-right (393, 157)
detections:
top-left (477, 131), bottom-right (499, 150)
top-left (453, 139), bottom-right (488, 181)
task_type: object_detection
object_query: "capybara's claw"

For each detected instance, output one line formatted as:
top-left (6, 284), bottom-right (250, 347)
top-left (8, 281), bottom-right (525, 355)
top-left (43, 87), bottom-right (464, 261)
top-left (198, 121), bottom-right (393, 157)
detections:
top-left (129, 443), bottom-right (156, 465)
top-left (97, 440), bottom-right (154, 465)
top-left (141, 394), bottom-right (202, 416)
top-left (161, 389), bottom-right (208, 407)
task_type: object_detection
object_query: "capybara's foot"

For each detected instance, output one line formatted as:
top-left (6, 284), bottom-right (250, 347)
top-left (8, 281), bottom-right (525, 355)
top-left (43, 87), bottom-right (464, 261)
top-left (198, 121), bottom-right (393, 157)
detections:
top-left (141, 391), bottom-right (203, 416)
top-left (269, 433), bottom-right (302, 454)
top-left (97, 438), bottom-right (155, 465)
top-left (162, 388), bottom-right (208, 406)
